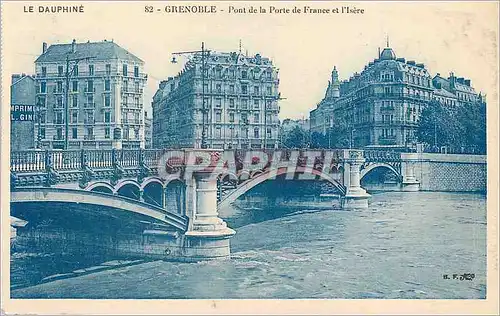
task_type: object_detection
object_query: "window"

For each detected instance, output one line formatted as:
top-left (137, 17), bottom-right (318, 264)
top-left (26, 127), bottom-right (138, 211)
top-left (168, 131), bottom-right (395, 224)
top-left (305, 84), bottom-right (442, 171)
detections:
top-left (229, 85), bottom-right (235, 93)
top-left (215, 112), bottom-right (222, 123)
top-left (134, 66), bottom-right (139, 77)
top-left (267, 86), bottom-right (272, 95)
top-left (123, 128), bottom-right (129, 139)
top-left (267, 128), bottom-right (272, 138)
top-left (40, 111), bottom-right (46, 123)
top-left (241, 99), bottom-right (248, 109)
top-left (229, 112), bottom-right (235, 122)
top-left (105, 64), bottom-right (111, 76)
top-left (40, 82), bottom-right (46, 93)
top-left (58, 66), bottom-right (64, 77)
top-left (215, 98), bottom-right (222, 108)
top-left (87, 127), bottom-right (94, 138)
top-left (56, 96), bottom-right (63, 108)
top-left (104, 111), bottom-right (111, 123)
top-left (254, 127), bottom-right (259, 138)
top-left (86, 111), bottom-right (94, 124)
top-left (89, 65), bottom-right (94, 76)
top-left (241, 70), bottom-right (247, 79)
top-left (105, 127), bottom-right (110, 139)
top-left (216, 84), bottom-right (222, 93)
top-left (40, 128), bottom-right (46, 139)
top-left (266, 71), bottom-right (272, 80)
top-left (123, 80), bottom-right (128, 91)
top-left (87, 80), bottom-right (94, 92)
top-left (242, 127), bottom-right (248, 138)
top-left (55, 112), bottom-right (63, 124)
top-left (123, 64), bottom-right (128, 76)
top-left (56, 128), bottom-right (62, 139)
top-left (41, 67), bottom-right (47, 78)
top-left (72, 94), bottom-right (78, 107)
top-left (72, 128), bottom-right (78, 139)
top-left (71, 111), bottom-right (78, 123)
top-left (241, 84), bottom-right (248, 94)
top-left (134, 97), bottom-right (139, 108)
top-left (253, 99), bottom-right (259, 108)
top-left (57, 81), bottom-right (63, 93)
top-left (241, 113), bottom-right (248, 124)
top-left (87, 95), bottom-right (94, 107)
top-left (216, 68), bottom-right (222, 78)
top-left (134, 82), bottom-right (139, 93)
top-left (215, 127), bottom-right (221, 138)
top-left (135, 129), bottom-right (140, 139)
top-left (384, 86), bottom-right (391, 95)
top-left (254, 112), bottom-right (259, 123)
top-left (254, 86), bottom-right (259, 95)
top-left (105, 80), bottom-right (110, 91)
top-left (73, 65), bottom-right (79, 76)
top-left (203, 83), bottom-right (209, 92)
top-left (229, 98), bottom-right (235, 108)
top-left (134, 112), bottom-right (140, 124)
top-left (72, 81), bottom-right (78, 92)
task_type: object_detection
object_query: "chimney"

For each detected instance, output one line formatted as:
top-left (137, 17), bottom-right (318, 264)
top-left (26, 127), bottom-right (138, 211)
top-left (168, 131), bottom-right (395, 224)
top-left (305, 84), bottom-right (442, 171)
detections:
top-left (464, 79), bottom-right (471, 86)
top-left (71, 39), bottom-right (76, 53)
top-left (11, 74), bottom-right (21, 84)
top-left (437, 73), bottom-right (440, 77)
top-left (42, 42), bottom-right (47, 54)
top-left (378, 47), bottom-right (381, 58)
top-left (449, 72), bottom-right (456, 88)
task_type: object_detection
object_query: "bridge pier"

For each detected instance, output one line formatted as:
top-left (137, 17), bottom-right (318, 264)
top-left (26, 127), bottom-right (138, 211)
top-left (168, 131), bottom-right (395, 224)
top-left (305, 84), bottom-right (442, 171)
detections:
top-left (400, 153), bottom-right (420, 192)
top-left (183, 170), bottom-right (236, 261)
top-left (342, 150), bottom-right (370, 209)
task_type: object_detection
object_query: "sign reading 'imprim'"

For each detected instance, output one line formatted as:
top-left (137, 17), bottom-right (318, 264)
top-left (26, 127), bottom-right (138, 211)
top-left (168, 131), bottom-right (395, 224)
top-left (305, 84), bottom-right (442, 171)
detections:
top-left (11, 105), bottom-right (34, 121)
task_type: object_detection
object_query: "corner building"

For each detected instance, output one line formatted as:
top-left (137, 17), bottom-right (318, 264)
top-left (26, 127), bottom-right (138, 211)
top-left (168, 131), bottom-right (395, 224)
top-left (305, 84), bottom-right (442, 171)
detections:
top-left (310, 45), bottom-right (482, 149)
top-left (34, 40), bottom-right (147, 149)
top-left (152, 51), bottom-right (281, 149)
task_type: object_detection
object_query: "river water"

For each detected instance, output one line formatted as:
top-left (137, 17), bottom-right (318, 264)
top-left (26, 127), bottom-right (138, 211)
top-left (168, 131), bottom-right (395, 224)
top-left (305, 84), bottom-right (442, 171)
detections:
top-left (11, 191), bottom-right (486, 299)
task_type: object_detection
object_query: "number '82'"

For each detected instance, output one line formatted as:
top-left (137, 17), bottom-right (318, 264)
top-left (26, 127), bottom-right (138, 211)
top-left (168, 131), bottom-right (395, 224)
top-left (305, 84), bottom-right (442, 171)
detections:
top-left (145, 6), bottom-right (154, 13)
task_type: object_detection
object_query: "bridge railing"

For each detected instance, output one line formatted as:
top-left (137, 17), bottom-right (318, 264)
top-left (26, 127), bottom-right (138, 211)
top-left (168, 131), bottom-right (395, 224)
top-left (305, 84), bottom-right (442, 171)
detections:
top-left (10, 150), bottom-right (46, 173)
top-left (52, 150), bottom-right (81, 171)
top-left (363, 150), bottom-right (402, 162)
top-left (87, 150), bottom-right (113, 169)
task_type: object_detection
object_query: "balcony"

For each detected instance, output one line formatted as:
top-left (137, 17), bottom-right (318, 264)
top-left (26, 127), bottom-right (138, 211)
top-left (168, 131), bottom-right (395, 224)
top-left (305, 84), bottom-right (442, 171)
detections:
top-left (84, 102), bottom-right (95, 109)
top-left (121, 88), bottom-right (144, 94)
top-left (84, 119), bottom-right (95, 125)
top-left (84, 135), bottom-right (95, 140)
top-left (84, 87), bottom-right (96, 93)
top-left (53, 135), bottom-right (64, 140)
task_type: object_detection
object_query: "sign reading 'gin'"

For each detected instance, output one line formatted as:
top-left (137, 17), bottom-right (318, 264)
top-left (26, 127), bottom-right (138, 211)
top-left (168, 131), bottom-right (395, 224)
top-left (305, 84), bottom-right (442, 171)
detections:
top-left (11, 105), bottom-right (34, 121)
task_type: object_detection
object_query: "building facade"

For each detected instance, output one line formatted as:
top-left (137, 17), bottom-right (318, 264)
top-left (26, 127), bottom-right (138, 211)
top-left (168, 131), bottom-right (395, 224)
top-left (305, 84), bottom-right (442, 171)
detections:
top-left (144, 110), bottom-right (152, 149)
top-left (310, 45), bottom-right (482, 149)
top-left (153, 51), bottom-right (280, 149)
top-left (34, 40), bottom-right (147, 149)
top-left (11, 74), bottom-right (36, 151)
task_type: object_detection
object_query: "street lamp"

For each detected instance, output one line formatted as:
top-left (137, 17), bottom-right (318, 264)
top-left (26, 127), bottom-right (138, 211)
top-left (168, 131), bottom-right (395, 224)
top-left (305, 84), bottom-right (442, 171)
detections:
top-left (171, 42), bottom-right (210, 149)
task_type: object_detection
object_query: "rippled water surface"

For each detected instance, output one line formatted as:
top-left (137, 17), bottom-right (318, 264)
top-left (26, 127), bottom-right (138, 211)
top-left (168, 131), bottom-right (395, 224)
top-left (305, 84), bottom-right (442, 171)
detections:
top-left (11, 192), bottom-right (486, 299)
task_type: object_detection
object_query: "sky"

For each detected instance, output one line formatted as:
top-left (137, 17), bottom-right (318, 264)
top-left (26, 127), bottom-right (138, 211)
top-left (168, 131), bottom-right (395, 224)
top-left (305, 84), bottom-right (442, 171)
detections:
top-left (2, 1), bottom-right (498, 120)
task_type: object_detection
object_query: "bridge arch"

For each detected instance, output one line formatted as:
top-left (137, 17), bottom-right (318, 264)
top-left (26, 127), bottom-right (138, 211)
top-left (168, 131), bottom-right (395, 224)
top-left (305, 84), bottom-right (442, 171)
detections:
top-left (116, 181), bottom-right (141, 200)
top-left (360, 163), bottom-right (402, 182)
top-left (143, 181), bottom-right (163, 208)
top-left (140, 177), bottom-right (165, 191)
top-left (218, 167), bottom-right (346, 210)
top-left (10, 188), bottom-right (189, 231)
top-left (86, 181), bottom-right (114, 194)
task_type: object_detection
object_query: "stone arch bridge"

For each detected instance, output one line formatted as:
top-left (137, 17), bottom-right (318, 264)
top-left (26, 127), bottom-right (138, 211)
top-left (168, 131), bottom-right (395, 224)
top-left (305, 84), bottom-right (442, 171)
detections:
top-left (10, 148), bottom-right (419, 261)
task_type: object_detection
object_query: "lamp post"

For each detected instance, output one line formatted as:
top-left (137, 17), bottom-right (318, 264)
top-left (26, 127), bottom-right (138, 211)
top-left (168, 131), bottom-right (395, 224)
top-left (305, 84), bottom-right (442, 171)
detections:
top-left (63, 54), bottom-right (96, 150)
top-left (171, 42), bottom-right (210, 149)
top-left (35, 96), bottom-right (43, 149)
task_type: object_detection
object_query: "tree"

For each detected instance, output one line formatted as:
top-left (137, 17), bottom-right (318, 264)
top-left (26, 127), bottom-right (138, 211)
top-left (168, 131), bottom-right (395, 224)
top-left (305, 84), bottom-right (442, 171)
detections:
top-left (282, 125), bottom-right (310, 148)
top-left (417, 99), bottom-right (486, 153)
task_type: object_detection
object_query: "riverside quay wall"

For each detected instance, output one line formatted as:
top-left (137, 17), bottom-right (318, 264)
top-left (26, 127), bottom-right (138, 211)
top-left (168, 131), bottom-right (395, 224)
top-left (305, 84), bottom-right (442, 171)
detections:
top-left (414, 153), bottom-right (486, 192)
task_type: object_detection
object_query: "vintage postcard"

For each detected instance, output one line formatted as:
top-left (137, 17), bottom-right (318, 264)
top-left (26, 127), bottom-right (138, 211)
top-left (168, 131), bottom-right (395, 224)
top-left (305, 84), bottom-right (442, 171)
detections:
top-left (1, 0), bottom-right (499, 314)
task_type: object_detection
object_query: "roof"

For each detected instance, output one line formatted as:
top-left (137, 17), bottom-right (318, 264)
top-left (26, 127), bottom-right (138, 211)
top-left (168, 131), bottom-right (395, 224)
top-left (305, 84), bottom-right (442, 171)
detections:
top-left (11, 74), bottom-right (35, 86)
top-left (35, 41), bottom-right (143, 63)
top-left (380, 47), bottom-right (396, 60)
top-left (434, 88), bottom-right (456, 98)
